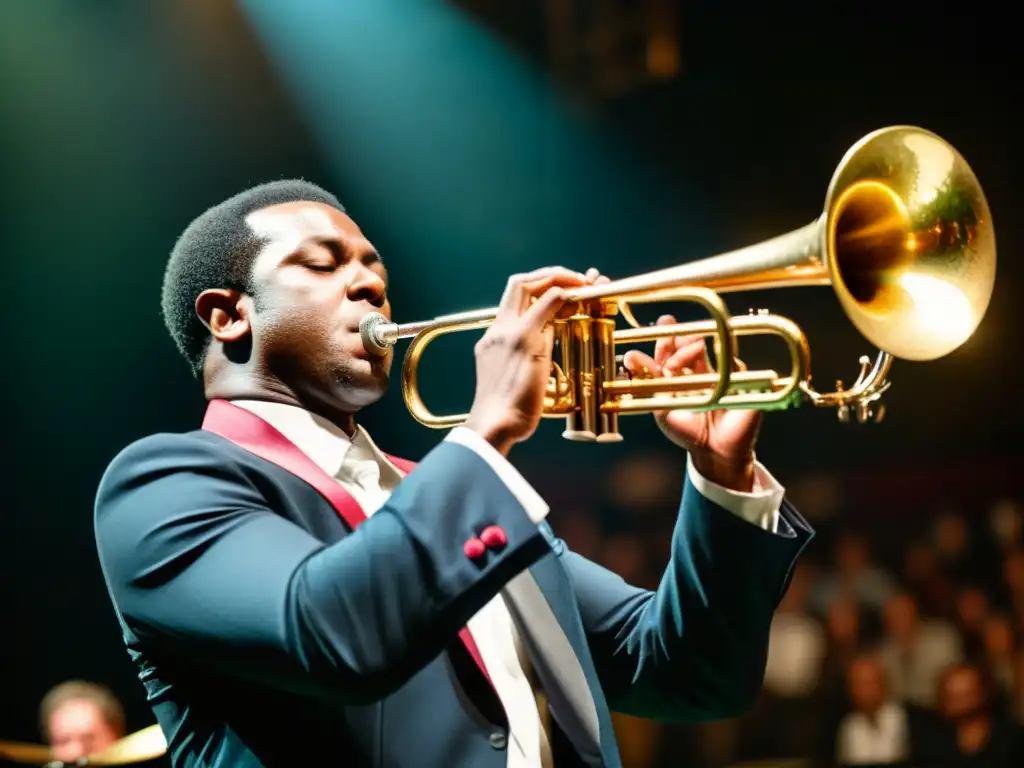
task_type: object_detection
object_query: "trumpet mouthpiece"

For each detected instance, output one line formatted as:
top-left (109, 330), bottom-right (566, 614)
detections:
top-left (359, 312), bottom-right (395, 356)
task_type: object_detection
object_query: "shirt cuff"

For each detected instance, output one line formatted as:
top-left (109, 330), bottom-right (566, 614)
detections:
top-left (445, 427), bottom-right (550, 524)
top-left (686, 454), bottom-right (785, 533)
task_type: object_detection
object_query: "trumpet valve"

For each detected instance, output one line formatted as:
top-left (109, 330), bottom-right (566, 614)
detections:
top-left (614, 354), bottom-right (629, 380)
top-left (614, 354), bottom-right (657, 381)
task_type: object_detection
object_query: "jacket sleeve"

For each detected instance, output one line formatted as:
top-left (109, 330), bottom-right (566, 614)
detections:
top-left (557, 470), bottom-right (813, 721)
top-left (94, 432), bottom-right (550, 704)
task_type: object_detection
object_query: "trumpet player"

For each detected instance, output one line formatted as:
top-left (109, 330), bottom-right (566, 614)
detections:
top-left (94, 179), bottom-right (813, 768)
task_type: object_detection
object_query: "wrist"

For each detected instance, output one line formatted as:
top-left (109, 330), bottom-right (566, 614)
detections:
top-left (691, 450), bottom-right (756, 492)
top-left (463, 414), bottom-right (516, 457)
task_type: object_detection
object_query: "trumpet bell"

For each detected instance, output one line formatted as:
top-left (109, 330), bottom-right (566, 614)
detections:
top-left (824, 126), bottom-right (996, 361)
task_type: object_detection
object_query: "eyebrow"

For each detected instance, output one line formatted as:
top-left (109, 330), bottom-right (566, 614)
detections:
top-left (316, 237), bottom-right (384, 266)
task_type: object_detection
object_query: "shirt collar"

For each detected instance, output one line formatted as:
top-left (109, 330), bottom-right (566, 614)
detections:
top-left (228, 399), bottom-right (401, 486)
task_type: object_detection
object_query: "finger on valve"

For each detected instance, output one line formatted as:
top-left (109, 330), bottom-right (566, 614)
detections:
top-left (664, 341), bottom-right (709, 376)
top-left (621, 350), bottom-right (658, 380)
top-left (653, 315), bottom-right (677, 365)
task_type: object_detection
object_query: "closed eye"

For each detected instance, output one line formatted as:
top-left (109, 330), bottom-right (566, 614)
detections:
top-left (305, 240), bottom-right (342, 272)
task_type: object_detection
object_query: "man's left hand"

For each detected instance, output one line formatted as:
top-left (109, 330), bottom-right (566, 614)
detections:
top-left (580, 270), bottom-right (761, 493)
top-left (621, 314), bottom-right (761, 492)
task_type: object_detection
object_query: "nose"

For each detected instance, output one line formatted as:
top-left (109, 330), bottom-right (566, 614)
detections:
top-left (347, 264), bottom-right (387, 307)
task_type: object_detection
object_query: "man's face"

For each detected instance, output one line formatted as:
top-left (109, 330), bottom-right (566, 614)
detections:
top-left (836, 535), bottom-right (869, 574)
top-left (940, 666), bottom-right (986, 721)
top-left (47, 700), bottom-right (118, 762)
top-left (955, 587), bottom-right (988, 630)
top-left (883, 594), bottom-right (917, 638)
top-left (827, 599), bottom-right (859, 642)
top-left (244, 201), bottom-right (393, 411)
top-left (847, 658), bottom-right (886, 714)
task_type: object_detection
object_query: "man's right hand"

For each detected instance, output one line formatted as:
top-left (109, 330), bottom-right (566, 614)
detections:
top-left (464, 267), bottom-right (588, 455)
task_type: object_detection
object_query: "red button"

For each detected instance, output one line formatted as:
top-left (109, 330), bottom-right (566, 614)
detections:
top-left (480, 525), bottom-right (508, 550)
top-left (463, 537), bottom-right (486, 559)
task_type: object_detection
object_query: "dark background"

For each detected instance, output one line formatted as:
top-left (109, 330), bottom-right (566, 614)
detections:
top-left (1, 0), bottom-right (1019, 746)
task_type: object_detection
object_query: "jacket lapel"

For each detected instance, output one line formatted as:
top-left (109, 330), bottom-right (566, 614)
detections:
top-left (202, 399), bottom-right (366, 529)
top-left (502, 547), bottom-right (616, 766)
top-left (201, 399), bottom-right (494, 690)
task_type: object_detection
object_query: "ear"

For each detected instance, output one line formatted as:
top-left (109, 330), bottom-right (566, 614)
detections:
top-left (195, 288), bottom-right (251, 343)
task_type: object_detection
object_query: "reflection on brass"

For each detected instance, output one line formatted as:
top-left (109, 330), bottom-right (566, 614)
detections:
top-left (82, 725), bottom-right (166, 765)
top-left (0, 724), bottom-right (165, 766)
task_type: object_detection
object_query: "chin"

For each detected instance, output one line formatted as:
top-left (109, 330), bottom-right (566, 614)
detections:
top-left (333, 358), bottom-right (391, 407)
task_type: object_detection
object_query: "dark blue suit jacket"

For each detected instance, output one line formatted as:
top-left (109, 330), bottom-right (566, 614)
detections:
top-left (94, 413), bottom-right (812, 767)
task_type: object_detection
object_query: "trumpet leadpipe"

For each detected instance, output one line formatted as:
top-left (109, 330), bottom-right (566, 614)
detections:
top-left (359, 308), bottom-right (499, 356)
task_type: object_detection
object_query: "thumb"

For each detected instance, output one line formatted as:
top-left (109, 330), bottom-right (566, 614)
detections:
top-left (659, 408), bottom-right (704, 451)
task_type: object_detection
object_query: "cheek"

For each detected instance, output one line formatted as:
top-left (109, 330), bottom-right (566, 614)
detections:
top-left (254, 299), bottom-right (331, 358)
top-left (257, 282), bottom-right (333, 331)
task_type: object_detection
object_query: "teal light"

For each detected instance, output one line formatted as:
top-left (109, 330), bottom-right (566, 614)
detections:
top-left (240, 0), bottom-right (711, 311)
top-left (239, 0), bottom-right (714, 458)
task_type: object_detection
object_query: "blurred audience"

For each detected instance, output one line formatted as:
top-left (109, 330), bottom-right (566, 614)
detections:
top-left (39, 679), bottom-right (124, 764)
top-left (809, 533), bottom-right (896, 617)
top-left (991, 499), bottom-right (1022, 554)
top-left (932, 511), bottom-right (975, 582)
top-left (915, 662), bottom-right (1024, 765)
top-left (954, 585), bottom-right (990, 656)
top-left (1003, 549), bottom-right (1024, 620)
top-left (834, 655), bottom-right (909, 765)
top-left (764, 562), bottom-right (826, 702)
top-left (876, 592), bottom-right (961, 708)
top-left (542, 462), bottom-right (1024, 767)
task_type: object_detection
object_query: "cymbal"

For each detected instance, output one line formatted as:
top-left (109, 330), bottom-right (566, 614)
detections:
top-left (0, 738), bottom-right (54, 764)
top-left (0, 725), bottom-right (166, 766)
top-left (82, 726), bottom-right (166, 766)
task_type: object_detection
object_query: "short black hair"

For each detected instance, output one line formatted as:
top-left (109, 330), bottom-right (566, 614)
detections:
top-left (161, 178), bottom-right (345, 377)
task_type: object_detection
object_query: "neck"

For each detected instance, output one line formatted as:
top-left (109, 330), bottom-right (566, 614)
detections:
top-left (956, 713), bottom-right (991, 753)
top-left (862, 703), bottom-right (885, 722)
top-left (205, 369), bottom-right (358, 437)
top-left (894, 627), bottom-right (917, 646)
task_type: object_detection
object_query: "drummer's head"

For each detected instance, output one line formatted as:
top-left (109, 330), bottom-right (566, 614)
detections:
top-left (40, 680), bottom-right (124, 763)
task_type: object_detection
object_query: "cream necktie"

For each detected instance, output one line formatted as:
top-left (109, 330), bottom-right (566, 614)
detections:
top-left (338, 432), bottom-right (384, 498)
top-left (511, 615), bottom-right (554, 768)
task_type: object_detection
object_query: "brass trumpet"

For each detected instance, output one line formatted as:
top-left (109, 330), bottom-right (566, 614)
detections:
top-left (360, 125), bottom-right (996, 442)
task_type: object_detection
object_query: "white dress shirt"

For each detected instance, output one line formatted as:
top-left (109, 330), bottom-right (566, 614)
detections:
top-left (764, 613), bottom-right (826, 699)
top-left (231, 400), bottom-right (786, 767)
top-left (835, 702), bottom-right (909, 765)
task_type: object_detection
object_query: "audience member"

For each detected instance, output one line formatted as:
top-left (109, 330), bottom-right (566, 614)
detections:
top-left (877, 592), bottom-right (962, 708)
top-left (835, 655), bottom-right (909, 766)
top-left (954, 585), bottom-right (991, 657)
top-left (982, 614), bottom-right (1018, 701)
top-left (810, 533), bottom-right (896, 617)
top-left (916, 662), bottom-right (1024, 766)
top-left (39, 680), bottom-right (124, 764)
